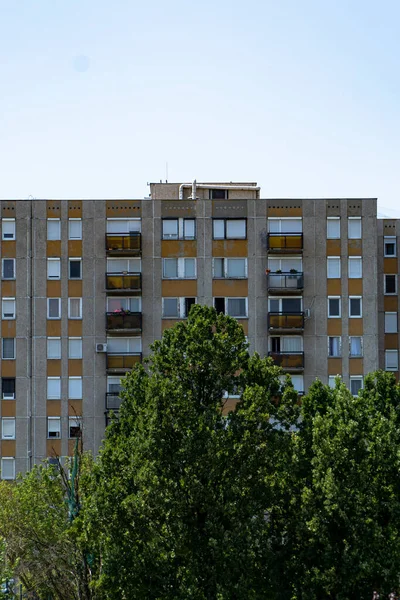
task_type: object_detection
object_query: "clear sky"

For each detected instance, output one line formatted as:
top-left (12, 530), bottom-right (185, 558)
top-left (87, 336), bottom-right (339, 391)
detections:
top-left (1, 0), bottom-right (399, 212)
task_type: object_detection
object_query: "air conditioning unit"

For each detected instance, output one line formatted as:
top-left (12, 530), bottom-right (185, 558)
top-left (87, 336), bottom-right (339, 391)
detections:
top-left (96, 343), bottom-right (107, 353)
top-left (304, 308), bottom-right (311, 319)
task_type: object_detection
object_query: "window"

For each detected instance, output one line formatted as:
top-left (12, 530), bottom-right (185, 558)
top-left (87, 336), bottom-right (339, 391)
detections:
top-left (214, 297), bottom-right (248, 318)
top-left (68, 338), bottom-right (82, 359)
top-left (268, 257), bottom-right (302, 273)
top-left (327, 217), bottom-right (340, 239)
top-left (385, 350), bottom-right (399, 371)
top-left (107, 337), bottom-right (142, 353)
top-left (2, 338), bottom-right (15, 360)
top-left (327, 257), bottom-right (341, 278)
top-left (209, 189), bottom-right (228, 199)
top-left (2, 259), bottom-right (15, 280)
top-left (47, 377), bottom-right (61, 400)
top-left (385, 275), bottom-right (397, 295)
top-left (162, 258), bottom-right (196, 279)
top-left (107, 297), bottom-right (141, 313)
top-left (47, 219), bottom-right (61, 240)
top-left (348, 257), bottom-right (362, 279)
top-left (106, 258), bottom-right (141, 273)
top-left (268, 297), bottom-right (302, 313)
top-left (268, 218), bottom-right (302, 233)
top-left (68, 377), bottom-right (82, 399)
top-left (69, 259), bottom-right (82, 279)
top-left (328, 297), bottom-right (341, 318)
top-left (2, 298), bottom-right (15, 320)
top-left (68, 298), bottom-right (82, 319)
top-left (384, 236), bottom-right (396, 257)
top-left (47, 258), bottom-right (61, 280)
top-left (279, 374), bottom-right (304, 393)
top-left (162, 219), bottom-right (195, 240)
top-left (69, 417), bottom-right (82, 438)
top-left (68, 219), bottom-right (82, 239)
top-left (328, 336), bottom-right (341, 357)
top-left (348, 217), bottom-right (361, 239)
top-left (106, 218), bottom-right (141, 234)
top-left (47, 338), bottom-right (61, 359)
top-left (328, 375), bottom-right (341, 389)
top-left (2, 378), bottom-right (15, 399)
top-left (2, 219), bottom-right (15, 240)
top-left (213, 219), bottom-right (246, 240)
top-left (107, 376), bottom-right (123, 394)
top-left (213, 258), bottom-right (248, 278)
top-left (385, 312), bottom-right (398, 333)
top-left (162, 297), bottom-right (196, 318)
top-left (349, 337), bottom-right (363, 357)
top-left (270, 336), bottom-right (303, 353)
top-left (1, 458), bottom-right (15, 480)
top-left (47, 298), bottom-right (61, 319)
top-left (1, 418), bottom-right (15, 440)
top-left (349, 296), bottom-right (362, 317)
top-left (350, 376), bottom-right (363, 396)
top-left (47, 417), bottom-right (61, 439)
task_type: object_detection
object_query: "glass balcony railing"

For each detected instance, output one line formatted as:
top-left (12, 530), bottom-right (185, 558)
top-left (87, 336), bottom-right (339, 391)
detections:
top-left (267, 272), bottom-right (304, 292)
top-left (267, 233), bottom-right (303, 252)
top-left (106, 353), bottom-right (142, 372)
top-left (268, 351), bottom-right (304, 370)
top-left (106, 273), bottom-right (141, 293)
top-left (106, 312), bottom-right (142, 332)
top-left (106, 392), bottom-right (123, 411)
top-left (106, 232), bottom-right (141, 255)
top-left (268, 312), bottom-right (305, 330)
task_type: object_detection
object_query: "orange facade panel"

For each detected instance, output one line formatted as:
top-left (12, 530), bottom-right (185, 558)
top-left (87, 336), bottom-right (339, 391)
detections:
top-left (237, 320), bottom-right (249, 335)
top-left (161, 319), bottom-right (182, 332)
top-left (349, 319), bottom-right (363, 335)
top-left (68, 321), bottom-right (82, 337)
top-left (161, 240), bottom-right (197, 257)
top-left (1, 241), bottom-right (16, 257)
top-left (348, 279), bottom-right (363, 295)
top-left (1, 361), bottom-right (16, 378)
top-left (385, 334), bottom-right (399, 349)
top-left (161, 280), bottom-right (197, 297)
top-left (327, 279), bottom-right (341, 295)
top-left (68, 360), bottom-right (83, 376)
top-left (47, 401), bottom-right (61, 417)
top-left (349, 358), bottom-right (364, 374)
top-left (212, 240), bottom-right (248, 257)
top-left (1, 401), bottom-right (15, 417)
top-left (212, 279), bottom-right (248, 297)
top-left (46, 439), bottom-right (61, 457)
top-left (106, 200), bottom-right (141, 217)
top-left (47, 360), bottom-right (61, 377)
top-left (328, 358), bottom-right (342, 376)
top-left (68, 240), bottom-right (82, 257)
top-left (1, 281), bottom-right (15, 297)
top-left (384, 296), bottom-right (398, 311)
top-left (348, 239), bottom-right (362, 255)
top-left (384, 258), bottom-right (398, 274)
top-left (46, 202), bottom-right (61, 217)
top-left (68, 280), bottom-right (82, 296)
top-left (1, 321), bottom-right (16, 338)
top-left (47, 281), bottom-right (61, 297)
top-left (68, 201), bottom-right (82, 218)
top-left (327, 319), bottom-right (342, 335)
top-left (267, 207), bottom-right (302, 217)
top-left (1, 440), bottom-right (16, 456)
top-left (326, 239), bottom-right (341, 255)
top-left (68, 400), bottom-right (82, 416)
top-left (222, 398), bottom-right (239, 415)
top-left (47, 240), bottom-right (61, 256)
top-left (47, 321), bottom-right (61, 337)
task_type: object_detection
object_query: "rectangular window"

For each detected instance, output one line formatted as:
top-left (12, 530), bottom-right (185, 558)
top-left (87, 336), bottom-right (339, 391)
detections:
top-left (47, 298), bottom-right (61, 319)
top-left (327, 257), bottom-right (341, 278)
top-left (68, 377), bottom-right (82, 399)
top-left (162, 219), bottom-right (195, 240)
top-left (47, 377), bottom-right (61, 400)
top-left (384, 236), bottom-right (396, 257)
top-left (1, 418), bottom-right (15, 440)
top-left (69, 259), bottom-right (82, 279)
top-left (350, 376), bottom-right (363, 396)
top-left (385, 275), bottom-right (397, 295)
top-left (328, 375), bottom-right (342, 389)
top-left (2, 378), bottom-right (15, 399)
top-left (68, 219), bottom-right (82, 240)
top-left (47, 417), bottom-right (61, 439)
top-left (2, 219), bottom-right (16, 240)
top-left (328, 297), bottom-right (341, 318)
top-left (328, 336), bottom-right (341, 357)
top-left (69, 417), bottom-right (82, 439)
top-left (1, 458), bottom-right (15, 480)
top-left (349, 296), bottom-right (362, 317)
top-left (349, 337), bottom-right (363, 357)
top-left (385, 312), bottom-right (398, 333)
top-left (106, 218), bottom-right (141, 234)
top-left (213, 258), bottom-right (247, 278)
top-left (162, 258), bottom-right (196, 279)
top-left (214, 298), bottom-right (248, 317)
top-left (107, 297), bottom-right (141, 313)
top-left (268, 218), bottom-right (302, 233)
top-left (107, 337), bottom-right (142, 354)
top-left (162, 297), bottom-right (196, 318)
top-left (327, 217), bottom-right (340, 239)
top-left (348, 217), bottom-right (362, 239)
top-left (47, 258), bottom-right (61, 280)
top-left (213, 219), bottom-right (246, 240)
top-left (68, 298), bottom-right (82, 319)
top-left (47, 338), bottom-right (61, 359)
top-left (210, 189), bottom-right (228, 199)
top-left (162, 219), bottom-right (178, 239)
top-left (2, 298), bottom-right (15, 320)
top-left (47, 219), bottom-right (61, 240)
top-left (106, 258), bottom-right (141, 273)
top-left (281, 374), bottom-right (304, 393)
top-left (2, 339), bottom-right (15, 360)
top-left (68, 338), bottom-right (82, 359)
top-left (348, 257), bottom-right (362, 279)
top-left (183, 219), bottom-right (195, 240)
top-left (2, 259), bottom-right (15, 280)
top-left (385, 350), bottom-right (399, 371)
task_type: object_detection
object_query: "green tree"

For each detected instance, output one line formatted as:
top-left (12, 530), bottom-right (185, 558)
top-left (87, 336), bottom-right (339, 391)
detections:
top-left (86, 305), bottom-right (299, 599)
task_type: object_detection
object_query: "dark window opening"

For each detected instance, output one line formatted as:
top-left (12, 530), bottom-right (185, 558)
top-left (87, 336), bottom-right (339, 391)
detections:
top-left (210, 189), bottom-right (228, 200)
top-left (214, 297), bottom-right (225, 314)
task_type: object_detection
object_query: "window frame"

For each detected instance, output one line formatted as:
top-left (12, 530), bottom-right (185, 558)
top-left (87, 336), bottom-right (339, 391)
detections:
top-left (161, 218), bottom-right (196, 240)
top-left (69, 416), bottom-right (82, 439)
top-left (2, 297), bottom-right (15, 320)
top-left (47, 298), bottom-right (61, 320)
top-left (47, 417), bottom-right (61, 439)
top-left (328, 336), bottom-right (341, 357)
top-left (384, 312), bottom-right (398, 334)
top-left (47, 258), bottom-right (61, 280)
top-left (350, 376), bottom-right (363, 396)
top-left (68, 258), bottom-right (82, 280)
top-left (267, 217), bottom-right (303, 233)
top-left (68, 218), bottom-right (82, 240)
top-left (47, 337), bottom-right (61, 360)
top-left (47, 218), bottom-right (61, 241)
top-left (1, 417), bottom-right (15, 440)
top-left (2, 378), bottom-right (15, 400)
top-left (212, 218), bottom-right (247, 240)
top-left (348, 256), bottom-right (362, 279)
top-left (162, 258), bottom-right (197, 279)
top-left (68, 337), bottom-right (83, 359)
top-left (68, 298), bottom-right (82, 320)
top-left (326, 217), bottom-right (340, 240)
top-left (68, 376), bottom-right (83, 399)
top-left (349, 336), bottom-right (363, 357)
top-left (384, 236), bottom-right (397, 257)
top-left (385, 349), bottom-right (399, 371)
top-left (47, 377), bottom-right (61, 400)
top-left (349, 296), bottom-right (362, 318)
top-left (162, 297), bottom-right (197, 319)
top-left (327, 257), bottom-right (341, 279)
top-left (2, 219), bottom-right (16, 241)
top-left (2, 338), bottom-right (15, 360)
top-left (213, 258), bottom-right (248, 279)
top-left (2, 258), bottom-right (15, 280)
top-left (384, 274), bottom-right (397, 295)
top-left (328, 296), bottom-right (341, 318)
top-left (348, 217), bottom-right (362, 240)
top-left (1, 457), bottom-right (15, 480)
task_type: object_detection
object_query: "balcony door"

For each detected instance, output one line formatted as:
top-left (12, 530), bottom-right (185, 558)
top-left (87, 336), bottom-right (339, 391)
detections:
top-left (270, 336), bottom-right (303, 353)
top-left (269, 298), bottom-right (302, 313)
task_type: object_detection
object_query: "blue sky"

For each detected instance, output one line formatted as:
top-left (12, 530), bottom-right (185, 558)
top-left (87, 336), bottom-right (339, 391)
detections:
top-left (1, 0), bottom-right (399, 212)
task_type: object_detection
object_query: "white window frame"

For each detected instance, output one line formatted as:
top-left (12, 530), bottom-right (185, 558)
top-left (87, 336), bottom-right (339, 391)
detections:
top-left (212, 219), bottom-right (247, 240)
top-left (69, 258), bottom-right (82, 280)
top-left (268, 296), bottom-right (303, 313)
top-left (328, 336), bottom-right (341, 357)
top-left (384, 274), bottom-right (397, 295)
top-left (162, 297), bottom-right (197, 319)
top-left (213, 258), bottom-right (248, 279)
top-left (106, 217), bottom-right (141, 234)
top-left (328, 375), bottom-right (342, 389)
top-left (68, 298), bottom-right (82, 319)
top-left (68, 337), bottom-right (83, 359)
top-left (47, 337), bottom-right (61, 359)
top-left (162, 218), bottom-right (195, 240)
top-left (47, 218), bottom-right (61, 241)
top-left (68, 218), bottom-right (82, 240)
top-left (2, 338), bottom-right (15, 360)
top-left (106, 258), bottom-right (141, 273)
top-left (348, 257), bottom-right (362, 279)
top-left (349, 336), bottom-right (363, 357)
top-left (348, 217), bottom-right (362, 240)
top-left (1, 458), bottom-right (15, 480)
top-left (68, 377), bottom-right (83, 399)
top-left (1, 418), bottom-right (15, 440)
top-left (328, 296), bottom-right (341, 318)
top-left (2, 297), bottom-right (15, 320)
top-left (350, 376), bottom-right (363, 396)
top-left (385, 350), bottom-right (399, 371)
top-left (47, 298), bottom-right (61, 319)
top-left (47, 258), bottom-right (61, 280)
top-left (2, 219), bottom-right (16, 241)
top-left (162, 258), bottom-right (197, 279)
top-left (2, 379), bottom-right (15, 400)
top-left (47, 377), bottom-right (61, 400)
top-left (47, 417), bottom-right (61, 439)
top-left (267, 217), bottom-right (303, 233)
top-left (384, 312), bottom-right (398, 334)
top-left (327, 257), bottom-right (341, 279)
top-left (2, 258), bottom-right (15, 280)
top-left (384, 236), bottom-right (397, 257)
top-left (106, 297), bottom-right (142, 313)
top-left (349, 296), bottom-right (362, 318)
top-left (327, 217), bottom-right (340, 239)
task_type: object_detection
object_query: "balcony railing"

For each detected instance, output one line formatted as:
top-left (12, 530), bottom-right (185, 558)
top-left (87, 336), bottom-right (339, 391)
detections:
top-left (267, 233), bottom-right (303, 252)
top-left (106, 312), bottom-right (142, 332)
top-left (268, 351), bottom-right (304, 370)
top-left (106, 232), bottom-right (141, 256)
top-left (106, 392), bottom-right (123, 411)
top-left (268, 312), bottom-right (305, 331)
top-left (106, 352), bottom-right (142, 372)
top-left (106, 272), bottom-right (141, 294)
top-left (267, 272), bottom-right (304, 292)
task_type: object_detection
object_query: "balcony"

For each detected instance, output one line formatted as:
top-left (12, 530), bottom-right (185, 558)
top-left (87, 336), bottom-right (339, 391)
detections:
top-left (267, 233), bottom-right (303, 253)
top-left (268, 312), bottom-right (304, 332)
top-left (268, 351), bottom-right (304, 371)
top-left (106, 272), bottom-right (141, 295)
top-left (267, 272), bottom-right (304, 294)
top-left (106, 312), bottom-right (142, 334)
top-left (106, 352), bottom-right (142, 373)
top-left (106, 232), bottom-right (141, 256)
top-left (106, 392), bottom-right (123, 411)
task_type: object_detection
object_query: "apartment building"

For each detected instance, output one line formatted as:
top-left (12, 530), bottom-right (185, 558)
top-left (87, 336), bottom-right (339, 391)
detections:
top-left (0, 184), bottom-right (393, 479)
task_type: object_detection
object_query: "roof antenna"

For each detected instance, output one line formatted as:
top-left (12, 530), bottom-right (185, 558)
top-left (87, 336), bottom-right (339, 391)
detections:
top-left (165, 161), bottom-right (168, 183)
